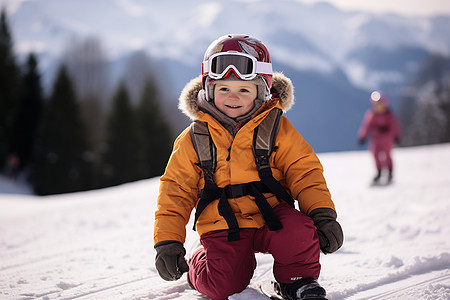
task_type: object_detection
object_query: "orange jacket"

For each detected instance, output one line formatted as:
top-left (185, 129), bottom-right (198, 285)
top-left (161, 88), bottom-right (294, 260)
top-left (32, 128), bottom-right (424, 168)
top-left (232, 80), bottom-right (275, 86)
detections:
top-left (154, 73), bottom-right (335, 245)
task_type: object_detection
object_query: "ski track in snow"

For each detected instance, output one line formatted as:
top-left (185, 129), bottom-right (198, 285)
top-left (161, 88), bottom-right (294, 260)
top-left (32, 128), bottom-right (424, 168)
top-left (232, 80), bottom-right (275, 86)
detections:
top-left (1, 144), bottom-right (450, 299)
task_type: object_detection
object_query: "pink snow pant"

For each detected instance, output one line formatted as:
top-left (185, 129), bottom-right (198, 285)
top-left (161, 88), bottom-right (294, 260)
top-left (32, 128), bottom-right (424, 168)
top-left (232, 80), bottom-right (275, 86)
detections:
top-left (370, 140), bottom-right (393, 170)
top-left (188, 202), bottom-right (321, 300)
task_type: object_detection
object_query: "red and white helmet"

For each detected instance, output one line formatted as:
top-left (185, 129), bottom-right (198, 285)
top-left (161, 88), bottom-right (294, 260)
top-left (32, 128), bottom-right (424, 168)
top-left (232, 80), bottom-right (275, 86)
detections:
top-left (202, 34), bottom-right (273, 101)
top-left (370, 91), bottom-right (389, 106)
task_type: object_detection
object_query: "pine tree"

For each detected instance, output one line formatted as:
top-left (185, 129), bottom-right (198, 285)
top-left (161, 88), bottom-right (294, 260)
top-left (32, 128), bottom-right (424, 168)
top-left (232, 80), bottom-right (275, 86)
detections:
top-left (0, 8), bottom-right (19, 170)
top-left (32, 65), bottom-right (91, 195)
top-left (62, 36), bottom-right (109, 176)
top-left (399, 55), bottom-right (450, 146)
top-left (11, 53), bottom-right (43, 173)
top-left (442, 79), bottom-right (450, 143)
top-left (136, 78), bottom-right (173, 179)
top-left (102, 82), bottom-right (140, 187)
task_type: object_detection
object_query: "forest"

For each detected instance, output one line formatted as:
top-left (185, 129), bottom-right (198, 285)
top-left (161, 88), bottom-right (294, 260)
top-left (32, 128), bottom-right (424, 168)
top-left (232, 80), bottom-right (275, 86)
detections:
top-left (0, 9), bottom-right (174, 195)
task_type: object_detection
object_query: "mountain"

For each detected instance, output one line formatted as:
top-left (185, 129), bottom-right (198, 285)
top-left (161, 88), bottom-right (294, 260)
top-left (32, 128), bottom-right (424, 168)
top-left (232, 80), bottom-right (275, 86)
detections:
top-left (5, 0), bottom-right (450, 152)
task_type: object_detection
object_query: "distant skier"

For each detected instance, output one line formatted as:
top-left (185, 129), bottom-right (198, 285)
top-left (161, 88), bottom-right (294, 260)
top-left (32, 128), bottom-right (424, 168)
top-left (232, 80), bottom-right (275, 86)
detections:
top-left (153, 34), bottom-right (343, 300)
top-left (358, 91), bottom-right (401, 184)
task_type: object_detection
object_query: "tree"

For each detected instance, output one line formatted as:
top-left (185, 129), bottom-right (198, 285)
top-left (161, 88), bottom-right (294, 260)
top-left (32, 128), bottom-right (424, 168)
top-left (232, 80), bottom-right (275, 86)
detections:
top-left (102, 82), bottom-right (140, 187)
top-left (121, 50), bottom-right (183, 137)
top-left (11, 53), bottom-right (43, 172)
top-left (399, 55), bottom-right (450, 146)
top-left (32, 66), bottom-right (91, 195)
top-left (121, 50), bottom-right (156, 105)
top-left (0, 8), bottom-right (19, 170)
top-left (62, 36), bottom-right (110, 182)
top-left (136, 78), bottom-right (173, 179)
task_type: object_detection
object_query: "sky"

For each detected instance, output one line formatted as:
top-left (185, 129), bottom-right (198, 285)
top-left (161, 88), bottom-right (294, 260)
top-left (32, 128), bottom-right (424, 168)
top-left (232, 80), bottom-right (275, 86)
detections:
top-left (0, 0), bottom-right (450, 17)
top-left (298, 0), bottom-right (450, 16)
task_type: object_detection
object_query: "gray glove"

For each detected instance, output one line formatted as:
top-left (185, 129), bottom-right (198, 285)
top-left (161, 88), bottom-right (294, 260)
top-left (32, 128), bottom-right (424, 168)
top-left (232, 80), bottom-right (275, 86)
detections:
top-left (309, 208), bottom-right (344, 254)
top-left (155, 241), bottom-right (189, 281)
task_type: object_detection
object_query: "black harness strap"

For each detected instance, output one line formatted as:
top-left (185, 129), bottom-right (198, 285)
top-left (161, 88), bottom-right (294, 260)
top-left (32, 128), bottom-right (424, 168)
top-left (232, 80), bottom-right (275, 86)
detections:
top-left (218, 189), bottom-right (240, 241)
top-left (190, 108), bottom-right (295, 241)
top-left (253, 109), bottom-right (295, 208)
top-left (190, 121), bottom-right (217, 231)
top-left (190, 121), bottom-right (240, 241)
top-left (225, 181), bottom-right (269, 198)
top-left (251, 184), bottom-right (282, 231)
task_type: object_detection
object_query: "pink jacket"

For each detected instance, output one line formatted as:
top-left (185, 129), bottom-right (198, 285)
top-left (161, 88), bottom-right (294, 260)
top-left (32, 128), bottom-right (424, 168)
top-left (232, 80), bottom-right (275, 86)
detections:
top-left (358, 109), bottom-right (401, 149)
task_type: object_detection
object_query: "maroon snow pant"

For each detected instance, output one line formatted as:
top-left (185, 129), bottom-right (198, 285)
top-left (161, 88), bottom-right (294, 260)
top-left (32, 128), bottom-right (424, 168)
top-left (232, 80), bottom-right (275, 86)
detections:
top-left (188, 202), bottom-right (321, 300)
top-left (370, 141), bottom-right (394, 171)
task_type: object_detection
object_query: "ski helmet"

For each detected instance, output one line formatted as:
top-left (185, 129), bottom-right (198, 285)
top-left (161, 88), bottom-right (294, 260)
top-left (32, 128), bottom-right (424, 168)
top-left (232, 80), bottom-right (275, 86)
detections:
top-left (202, 34), bottom-right (273, 101)
top-left (370, 91), bottom-right (389, 106)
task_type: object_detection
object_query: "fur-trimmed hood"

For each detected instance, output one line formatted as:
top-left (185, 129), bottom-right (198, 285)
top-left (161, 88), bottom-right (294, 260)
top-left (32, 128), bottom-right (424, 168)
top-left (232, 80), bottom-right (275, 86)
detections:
top-left (178, 72), bottom-right (294, 121)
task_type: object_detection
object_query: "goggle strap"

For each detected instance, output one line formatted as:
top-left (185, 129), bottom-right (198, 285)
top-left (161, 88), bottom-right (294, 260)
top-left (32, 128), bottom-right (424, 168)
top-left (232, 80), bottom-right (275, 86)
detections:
top-left (255, 62), bottom-right (272, 75)
top-left (202, 60), bottom-right (209, 74)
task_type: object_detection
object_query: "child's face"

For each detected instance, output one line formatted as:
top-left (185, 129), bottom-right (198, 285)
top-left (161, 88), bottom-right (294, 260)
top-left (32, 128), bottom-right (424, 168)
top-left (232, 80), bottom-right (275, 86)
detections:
top-left (214, 80), bottom-right (257, 118)
top-left (373, 101), bottom-right (387, 114)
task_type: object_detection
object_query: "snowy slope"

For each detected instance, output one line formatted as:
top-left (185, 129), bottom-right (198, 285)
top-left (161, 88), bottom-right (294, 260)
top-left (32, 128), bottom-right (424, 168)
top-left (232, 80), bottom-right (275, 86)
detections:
top-left (0, 144), bottom-right (449, 299)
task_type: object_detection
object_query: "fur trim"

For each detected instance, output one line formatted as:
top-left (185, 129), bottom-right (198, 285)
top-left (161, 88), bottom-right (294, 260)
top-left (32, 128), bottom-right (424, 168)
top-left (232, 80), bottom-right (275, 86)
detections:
top-left (178, 72), bottom-right (294, 121)
top-left (178, 75), bottom-right (203, 121)
top-left (272, 72), bottom-right (294, 111)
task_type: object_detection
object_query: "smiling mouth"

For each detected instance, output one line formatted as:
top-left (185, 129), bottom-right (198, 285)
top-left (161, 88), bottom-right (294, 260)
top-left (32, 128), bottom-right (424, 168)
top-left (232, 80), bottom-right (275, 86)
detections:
top-left (226, 105), bottom-right (241, 109)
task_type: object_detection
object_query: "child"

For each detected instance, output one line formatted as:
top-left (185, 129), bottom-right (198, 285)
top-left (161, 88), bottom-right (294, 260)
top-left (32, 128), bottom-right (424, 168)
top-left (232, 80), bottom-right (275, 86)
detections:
top-left (154, 34), bottom-right (343, 300)
top-left (358, 91), bottom-right (401, 184)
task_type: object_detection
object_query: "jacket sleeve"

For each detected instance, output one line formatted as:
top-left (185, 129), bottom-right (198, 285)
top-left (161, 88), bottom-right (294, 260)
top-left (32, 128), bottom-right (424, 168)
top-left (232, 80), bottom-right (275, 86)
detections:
top-left (390, 112), bottom-right (401, 140)
top-left (153, 127), bottom-right (200, 245)
top-left (273, 117), bottom-right (335, 215)
top-left (358, 110), bottom-right (374, 140)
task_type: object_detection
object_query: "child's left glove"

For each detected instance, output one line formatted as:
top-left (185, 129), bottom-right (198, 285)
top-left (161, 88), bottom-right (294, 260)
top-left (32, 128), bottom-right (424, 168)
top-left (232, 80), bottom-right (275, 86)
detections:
top-left (309, 208), bottom-right (344, 254)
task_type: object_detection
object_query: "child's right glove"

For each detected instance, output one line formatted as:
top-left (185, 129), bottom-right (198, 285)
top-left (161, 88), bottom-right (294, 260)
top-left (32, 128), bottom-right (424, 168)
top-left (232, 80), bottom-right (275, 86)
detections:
top-left (154, 241), bottom-right (189, 281)
top-left (309, 208), bottom-right (344, 254)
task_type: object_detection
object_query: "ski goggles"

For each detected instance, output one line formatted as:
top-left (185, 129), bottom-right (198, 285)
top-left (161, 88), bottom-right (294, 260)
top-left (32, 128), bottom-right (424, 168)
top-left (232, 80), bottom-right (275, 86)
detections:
top-left (202, 52), bottom-right (272, 80)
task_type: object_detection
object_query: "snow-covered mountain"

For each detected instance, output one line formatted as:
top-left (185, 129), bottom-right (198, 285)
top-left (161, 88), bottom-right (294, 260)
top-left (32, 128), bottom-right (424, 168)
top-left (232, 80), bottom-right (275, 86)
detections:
top-left (8, 0), bottom-right (448, 77)
top-left (1, 143), bottom-right (450, 299)
top-left (4, 0), bottom-right (450, 152)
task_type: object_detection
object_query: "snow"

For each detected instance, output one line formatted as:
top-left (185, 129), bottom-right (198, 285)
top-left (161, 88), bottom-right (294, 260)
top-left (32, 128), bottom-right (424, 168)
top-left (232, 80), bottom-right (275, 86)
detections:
top-left (1, 144), bottom-right (450, 299)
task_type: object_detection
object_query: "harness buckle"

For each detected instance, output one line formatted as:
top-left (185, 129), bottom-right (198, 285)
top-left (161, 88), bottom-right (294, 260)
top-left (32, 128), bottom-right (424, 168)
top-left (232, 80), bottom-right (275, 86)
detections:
top-left (255, 155), bottom-right (270, 168)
